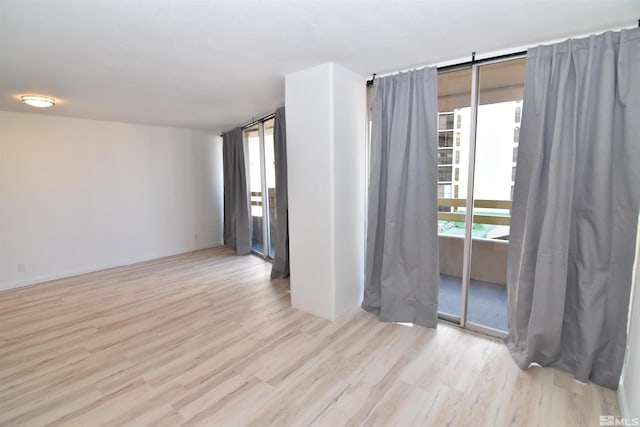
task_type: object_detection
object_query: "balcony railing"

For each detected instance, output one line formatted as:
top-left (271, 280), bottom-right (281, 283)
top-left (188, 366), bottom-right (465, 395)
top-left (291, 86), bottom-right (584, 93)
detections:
top-left (250, 189), bottom-right (276, 209)
top-left (437, 198), bottom-right (511, 226)
top-left (437, 198), bottom-right (511, 285)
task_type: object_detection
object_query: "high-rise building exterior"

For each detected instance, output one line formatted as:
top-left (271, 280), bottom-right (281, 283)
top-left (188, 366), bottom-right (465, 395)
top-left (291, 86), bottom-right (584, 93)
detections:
top-left (437, 100), bottom-right (522, 237)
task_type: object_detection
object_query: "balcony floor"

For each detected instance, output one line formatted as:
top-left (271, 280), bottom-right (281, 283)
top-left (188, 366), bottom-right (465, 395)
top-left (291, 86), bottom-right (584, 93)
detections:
top-left (438, 274), bottom-right (508, 331)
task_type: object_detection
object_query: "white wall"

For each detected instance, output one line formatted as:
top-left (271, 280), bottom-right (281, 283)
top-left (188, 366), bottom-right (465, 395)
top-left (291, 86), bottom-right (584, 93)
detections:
top-left (285, 62), bottom-right (366, 320)
top-left (332, 64), bottom-right (366, 317)
top-left (0, 111), bottom-right (223, 291)
top-left (286, 63), bottom-right (335, 318)
top-left (620, 223), bottom-right (640, 419)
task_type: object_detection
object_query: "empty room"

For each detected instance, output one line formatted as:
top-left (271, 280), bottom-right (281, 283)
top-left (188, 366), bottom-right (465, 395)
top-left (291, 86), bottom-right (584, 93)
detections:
top-left (1, 1), bottom-right (639, 426)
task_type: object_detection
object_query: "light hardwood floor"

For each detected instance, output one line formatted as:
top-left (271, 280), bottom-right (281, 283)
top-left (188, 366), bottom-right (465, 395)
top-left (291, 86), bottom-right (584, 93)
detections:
top-left (0, 247), bottom-right (619, 426)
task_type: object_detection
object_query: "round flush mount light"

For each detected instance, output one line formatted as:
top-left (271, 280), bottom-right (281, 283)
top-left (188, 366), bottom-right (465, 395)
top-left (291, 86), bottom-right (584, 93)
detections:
top-left (21, 95), bottom-right (56, 108)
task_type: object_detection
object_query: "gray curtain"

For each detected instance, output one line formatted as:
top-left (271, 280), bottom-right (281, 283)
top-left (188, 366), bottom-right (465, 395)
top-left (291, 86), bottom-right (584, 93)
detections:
top-left (506, 28), bottom-right (640, 389)
top-left (271, 106), bottom-right (290, 279)
top-left (362, 68), bottom-right (440, 328)
top-left (223, 127), bottom-right (251, 255)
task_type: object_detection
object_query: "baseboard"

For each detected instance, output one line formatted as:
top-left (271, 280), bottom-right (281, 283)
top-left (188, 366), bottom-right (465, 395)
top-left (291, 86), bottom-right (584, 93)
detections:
top-left (290, 290), bottom-right (336, 321)
top-left (0, 241), bottom-right (224, 292)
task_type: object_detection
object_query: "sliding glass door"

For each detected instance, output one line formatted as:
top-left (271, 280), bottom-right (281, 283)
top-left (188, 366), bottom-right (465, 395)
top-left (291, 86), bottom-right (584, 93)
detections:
top-left (436, 68), bottom-right (472, 322)
top-left (437, 57), bottom-right (526, 337)
top-left (467, 59), bottom-right (525, 333)
top-left (244, 117), bottom-right (276, 258)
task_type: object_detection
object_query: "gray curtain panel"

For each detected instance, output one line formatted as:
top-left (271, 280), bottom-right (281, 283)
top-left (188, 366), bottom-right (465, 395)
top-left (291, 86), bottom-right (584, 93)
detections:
top-left (362, 68), bottom-right (440, 328)
top-left (223, 127), bottom-right (251, 255)
top-left (506, 28), bottom-right (640, 389)
top-left (270, 106), bottom-right (290, 279)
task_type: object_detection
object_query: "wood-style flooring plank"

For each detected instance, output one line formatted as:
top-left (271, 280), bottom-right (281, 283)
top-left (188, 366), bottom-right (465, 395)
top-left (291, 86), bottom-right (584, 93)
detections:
top-left (0, 246), bottom-right (620, 426)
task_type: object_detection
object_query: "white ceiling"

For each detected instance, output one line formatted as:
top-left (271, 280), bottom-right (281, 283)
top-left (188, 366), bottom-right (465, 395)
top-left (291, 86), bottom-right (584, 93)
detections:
top-left (1, 1), bottom-right (638, 132)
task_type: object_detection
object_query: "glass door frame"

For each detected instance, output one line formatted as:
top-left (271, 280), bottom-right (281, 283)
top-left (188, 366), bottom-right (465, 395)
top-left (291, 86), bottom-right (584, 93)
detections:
top-left (257, 121), bottom-right (271, 258)
top-left (438, 54), bottom-right (526, 339)
top-left (244, 114), bottom-right (275, 260)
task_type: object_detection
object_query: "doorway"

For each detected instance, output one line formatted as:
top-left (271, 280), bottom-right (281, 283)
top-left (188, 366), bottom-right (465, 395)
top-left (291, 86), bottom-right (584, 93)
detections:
top-left (437, 57), bottom-right (526, 337)
top-left (244, 117), bottom-right (277, 258)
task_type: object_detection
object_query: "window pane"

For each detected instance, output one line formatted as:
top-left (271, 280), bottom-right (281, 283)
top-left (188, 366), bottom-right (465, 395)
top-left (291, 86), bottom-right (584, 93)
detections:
top-left (437, 184), bottom-right (452, 198)
top-left (438, 149), bottom-right (453, 165)
top-left (439, 113), bottom-right (454, 130)
top-left (439, 132), bottom-right (454, 148)
top-left (438, 167), bottom-right (452, 182)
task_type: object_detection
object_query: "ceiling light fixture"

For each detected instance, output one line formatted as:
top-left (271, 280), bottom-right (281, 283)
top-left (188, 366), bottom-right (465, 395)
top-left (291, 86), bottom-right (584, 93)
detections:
top-left (21, 95), bottom-right (55, 108)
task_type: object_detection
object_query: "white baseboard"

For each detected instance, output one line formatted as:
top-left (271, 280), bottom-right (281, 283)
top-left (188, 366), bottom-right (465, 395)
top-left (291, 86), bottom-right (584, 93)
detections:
top-left (0, 241), bottom-right (224, 292)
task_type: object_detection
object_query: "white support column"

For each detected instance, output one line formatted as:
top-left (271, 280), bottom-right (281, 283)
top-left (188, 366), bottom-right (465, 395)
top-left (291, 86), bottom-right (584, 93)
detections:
top-left (285, 62), bottom-right (366, 320)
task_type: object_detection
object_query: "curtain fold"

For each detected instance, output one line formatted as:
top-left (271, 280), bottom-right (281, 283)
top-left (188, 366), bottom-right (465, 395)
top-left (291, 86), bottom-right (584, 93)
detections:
top-left (271, 107), bottom-right (290, 279)
top-left (506, 28), bottom-right (640, 389)
top-left (223, 127), bottom-right (251, 255)
top-left (362, 67), bottom-right (440, 328)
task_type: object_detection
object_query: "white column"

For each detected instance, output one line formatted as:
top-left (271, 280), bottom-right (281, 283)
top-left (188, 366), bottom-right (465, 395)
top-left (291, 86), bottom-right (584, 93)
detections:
top-left (285, 62), bottom-right (366, 320)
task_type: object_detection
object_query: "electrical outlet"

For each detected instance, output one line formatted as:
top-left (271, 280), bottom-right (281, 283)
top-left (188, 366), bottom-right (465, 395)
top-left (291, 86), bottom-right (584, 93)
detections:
top-left (17, 263), bottom-right (26, 273)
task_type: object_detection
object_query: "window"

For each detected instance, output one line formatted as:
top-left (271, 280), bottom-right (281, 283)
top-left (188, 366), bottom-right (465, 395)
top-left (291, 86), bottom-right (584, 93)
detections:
top-left (438, 149), bottom-right (453, 165)
top-left (438, 184), bottom-right (452, 198)
top-left (439, 113), bottom-right (454, 130)
top-left (438, 167), bottom-right (452, 182)
top-left (439, 132), bottom-right (454, 148)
